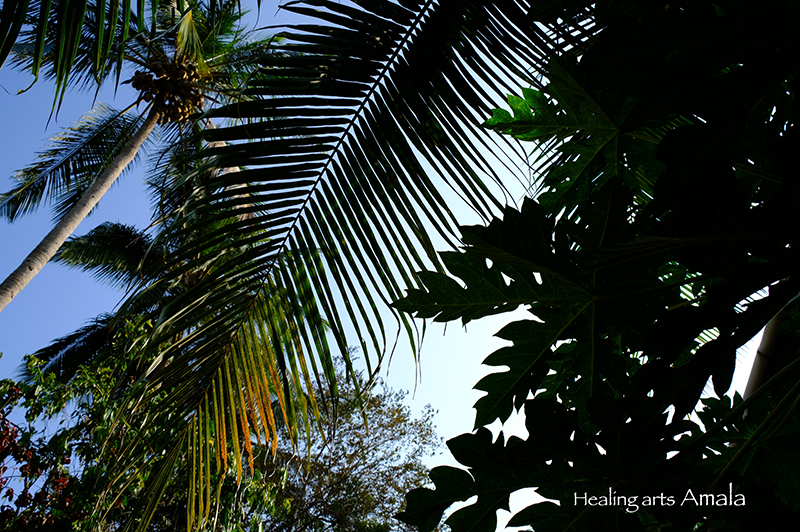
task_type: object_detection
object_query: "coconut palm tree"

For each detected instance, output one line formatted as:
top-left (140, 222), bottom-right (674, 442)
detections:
top-left (0, 0), bottom-right (277, 312)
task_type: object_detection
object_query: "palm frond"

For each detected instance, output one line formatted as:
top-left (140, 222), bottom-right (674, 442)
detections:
top-left (95, 272), bottom-right (329, 530)
top-left (8, 0), bottom-right (255, 101)
top-left (97, 3), bottom-right (577, 527)
top-left (176, 8), bottom-right (204, 62)
top-left (0, 103), bottom-right (148, 222)
top-left (0, 0), bottom-right (29, 72)
top-left (53, 222), bottom-right (167, 287)
top-left (7, 0), bottom-right (149, 106)
top-left (21, 314), bottom-right (116, 383)
top-left (140, 0), bottom-right (556, 373)
top-left (203, 35), bottom-right (283, 89)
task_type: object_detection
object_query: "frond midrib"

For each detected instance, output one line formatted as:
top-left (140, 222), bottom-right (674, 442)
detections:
top-left (252, 0), bottom-right (438, 288)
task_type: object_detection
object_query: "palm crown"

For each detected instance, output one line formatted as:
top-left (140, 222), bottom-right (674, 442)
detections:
top-left (0, 0), bottom-right (276, 302)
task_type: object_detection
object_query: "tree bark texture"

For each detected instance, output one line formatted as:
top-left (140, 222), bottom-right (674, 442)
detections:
top-left (0, 106), bottom-right (160, 313)
top-left (743, 309), bottom-right (788, 400)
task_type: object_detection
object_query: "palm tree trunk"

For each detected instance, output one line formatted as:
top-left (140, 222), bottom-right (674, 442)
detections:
top-left (205, 121), bottom-right (251, 221)
top-left (0, 106), bottom-right (160, 313)
top-left (743, 309), bottom-right (788, 400)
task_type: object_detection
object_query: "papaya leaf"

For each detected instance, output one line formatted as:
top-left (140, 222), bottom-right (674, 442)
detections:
top-left (397, 182), bottom-right (667, 427)
top-left (396, 466), bottom-right (475, 532)
top-left (400, 413), bottom-right (611, 532)
top-left (484, 58), bottom-right (690, 212)
top-left (483, 60), bottom-right (621, 210)
top-left (506, 501), bottom-right (575, 530)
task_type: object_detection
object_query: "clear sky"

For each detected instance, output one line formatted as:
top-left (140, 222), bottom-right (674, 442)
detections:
top-left (0, 2), bottom-right (764, 530)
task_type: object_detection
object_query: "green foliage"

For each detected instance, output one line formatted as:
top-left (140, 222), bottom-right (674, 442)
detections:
top-left (0, 353), bottom-right (442, 532)
top-left (396, 187), bottom-right (651, 429)
top-left (483, 57), bottom-right (686, 208)
top-left (397, 1), bottom-right (800, 531)
top-left (2, 0), bottom-right (141, 109)
top-left (0, 104), bottom-right (148, 223)
top-left (2, 0), bottom-right (269, 110)
top-left (0, 347), bottom-right (289, 532)
top-left (0, 355), bottom-right (104, 531)
top-left (257, 359), bottom-right (444, 532)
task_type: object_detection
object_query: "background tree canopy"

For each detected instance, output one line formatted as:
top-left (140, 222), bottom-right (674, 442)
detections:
top-left (257, 358), bottom-right (443, 532)
top-left (0, 354), bottom-right (442, 532)
top-left (395, 1), bottom-right (800, 531)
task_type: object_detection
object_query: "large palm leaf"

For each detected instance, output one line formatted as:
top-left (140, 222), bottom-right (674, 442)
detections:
top-left (89, 1), bottom-right (597, 528)
top-left (138, 0), bottom-right (561, 374)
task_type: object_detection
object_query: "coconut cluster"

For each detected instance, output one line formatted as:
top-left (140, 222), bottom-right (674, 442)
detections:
top-left (128, 61), bottom-right (205, 123)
